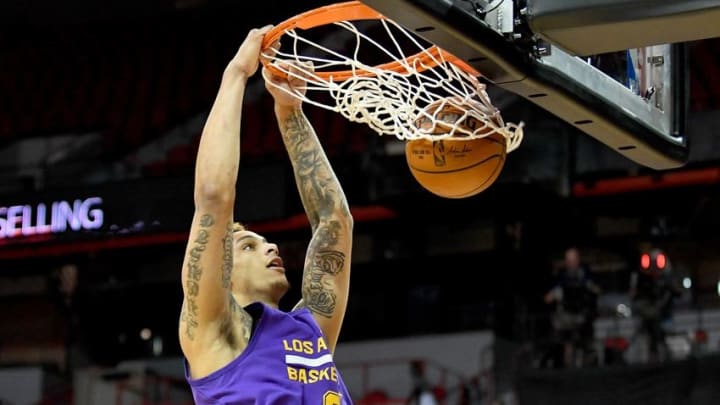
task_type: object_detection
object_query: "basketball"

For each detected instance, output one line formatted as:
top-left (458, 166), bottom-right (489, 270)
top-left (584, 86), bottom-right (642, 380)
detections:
top-left (405, 101), bottom-right (507, 199)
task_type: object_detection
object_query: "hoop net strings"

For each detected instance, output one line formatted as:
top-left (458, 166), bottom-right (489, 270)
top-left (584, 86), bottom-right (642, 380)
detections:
top-left (261, 18), bottom-right (523, 152)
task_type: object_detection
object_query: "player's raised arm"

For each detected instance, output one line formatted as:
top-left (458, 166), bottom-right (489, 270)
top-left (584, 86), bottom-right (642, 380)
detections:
top-left (179, 26), bottom-right (271, 360)
top-left (263, 61), bottom-right (354, 352)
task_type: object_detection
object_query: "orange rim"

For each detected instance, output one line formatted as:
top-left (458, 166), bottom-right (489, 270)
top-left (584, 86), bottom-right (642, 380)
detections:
top-left (260, 0), bottom-right (480, 81)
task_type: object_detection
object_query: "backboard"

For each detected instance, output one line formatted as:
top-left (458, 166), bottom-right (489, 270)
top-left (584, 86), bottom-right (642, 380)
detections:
top-left (360, 0), bottom-right (701, 170)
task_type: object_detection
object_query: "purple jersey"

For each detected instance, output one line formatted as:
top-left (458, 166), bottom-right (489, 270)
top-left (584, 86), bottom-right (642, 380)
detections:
top-left (185, 302), bottom-right (353, 405)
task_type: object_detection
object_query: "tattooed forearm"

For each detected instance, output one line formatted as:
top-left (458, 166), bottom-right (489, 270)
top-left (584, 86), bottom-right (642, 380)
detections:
top-left (180, 301), bottom-right (196, 342)
top-left (316, 220), bottom-right (341, 248)
top-left (279, 110), bottom-right (349, 229)
top-left (183, 214), bottom-right (213, 340)
top-left (222, 222), bottom-right (233, 289)
top-left (279, 109), bottom-right (351, 318)
top-left (302, 230), bottom-right (346, 317)
top-left (311, 250), bottom-right (345, 275)
top-left (303, 265), bottom-right (337, 318)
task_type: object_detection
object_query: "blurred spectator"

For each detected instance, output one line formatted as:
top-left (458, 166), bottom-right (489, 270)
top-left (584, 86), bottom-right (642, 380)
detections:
top-left (406, 360), bottom-right (439, 405)
top-left (457, 375), bottom-right (484, 405)
top-left (51, 263), bottom-right (90, 377)
top-left (543, 247), bottom-right (601, 368)
top-left (629, 248), bottom-right (683, 362)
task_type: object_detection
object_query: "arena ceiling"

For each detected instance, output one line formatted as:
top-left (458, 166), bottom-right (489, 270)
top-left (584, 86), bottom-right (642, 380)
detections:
top-left (0, 0), bottom-right (718, 192)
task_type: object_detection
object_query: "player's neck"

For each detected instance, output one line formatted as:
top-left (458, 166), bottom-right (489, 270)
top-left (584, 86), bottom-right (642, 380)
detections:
top-left (232, 292), bottom-right (280, 310)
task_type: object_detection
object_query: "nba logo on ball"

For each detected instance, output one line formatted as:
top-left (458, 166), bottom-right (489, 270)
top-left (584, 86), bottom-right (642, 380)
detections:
top-left (432, 141), bottom-right (446, 166)
top-left (405, 101), bottom-right (507, 199)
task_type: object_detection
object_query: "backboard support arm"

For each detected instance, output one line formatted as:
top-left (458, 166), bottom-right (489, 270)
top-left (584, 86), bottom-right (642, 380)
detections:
top-left (362, 0), bottom-right (689, 170)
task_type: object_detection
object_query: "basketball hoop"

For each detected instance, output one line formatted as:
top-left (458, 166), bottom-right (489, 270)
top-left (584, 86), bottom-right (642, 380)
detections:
top-left (260, 1), bottom-right (523, 152)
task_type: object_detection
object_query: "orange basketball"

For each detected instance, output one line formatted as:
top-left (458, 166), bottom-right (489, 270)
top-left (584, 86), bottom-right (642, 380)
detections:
top-left (405, 102), bottom-right (507, 199)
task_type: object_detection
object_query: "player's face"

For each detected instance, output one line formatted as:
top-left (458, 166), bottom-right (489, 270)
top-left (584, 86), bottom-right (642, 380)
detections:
top-left (232, 230), bottom-right (289, 299)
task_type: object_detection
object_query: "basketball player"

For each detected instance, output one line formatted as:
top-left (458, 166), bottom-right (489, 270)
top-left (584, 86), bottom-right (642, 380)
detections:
top-left (629, 248), bottom-right (682, 363)
top-left (544, 247), bottom-right (600, 367)
top-left (179, 25), bottom-right (354, 404)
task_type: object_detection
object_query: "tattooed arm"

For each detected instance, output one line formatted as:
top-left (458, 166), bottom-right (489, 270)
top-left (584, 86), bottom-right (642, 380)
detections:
top-left (264, 61), bottom-right (353, 352)
top-left (179, 27), bottom-right (270, 372)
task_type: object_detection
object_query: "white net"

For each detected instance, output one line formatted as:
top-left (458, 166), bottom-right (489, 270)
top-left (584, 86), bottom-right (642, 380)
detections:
top-left (261, 13), bottom-right (523, 152)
